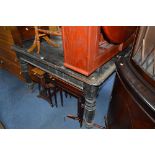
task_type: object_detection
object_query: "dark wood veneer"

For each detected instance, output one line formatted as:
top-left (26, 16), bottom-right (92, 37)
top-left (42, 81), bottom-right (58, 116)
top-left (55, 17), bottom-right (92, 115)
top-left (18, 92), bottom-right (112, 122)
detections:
top-left (107, 58), bottom-right (155, 128)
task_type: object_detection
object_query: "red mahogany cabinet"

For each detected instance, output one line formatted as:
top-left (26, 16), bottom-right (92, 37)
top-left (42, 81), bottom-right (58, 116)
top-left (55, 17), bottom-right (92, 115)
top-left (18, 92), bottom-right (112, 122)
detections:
top-left (62, 26), bottom-right (136, 76)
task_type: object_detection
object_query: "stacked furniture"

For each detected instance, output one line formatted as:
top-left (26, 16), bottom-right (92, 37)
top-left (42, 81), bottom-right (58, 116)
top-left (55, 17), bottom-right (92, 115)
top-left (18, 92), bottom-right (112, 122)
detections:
top-left (0, 26), bottom-right (23, 79)
top-left (11, 26), bottom-right (136, 128)
top-left (0, 26), bottom-right (34, 80)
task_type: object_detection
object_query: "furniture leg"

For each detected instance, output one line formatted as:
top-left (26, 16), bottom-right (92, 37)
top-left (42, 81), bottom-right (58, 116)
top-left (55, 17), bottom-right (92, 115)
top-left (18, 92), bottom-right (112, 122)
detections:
top-left (28, 36), bottom-right (37, 53)
top-left (78, 97), bottom-right (84, 127)
top-left (48, 88), bottom-right (53, 107)
top-left (54, 88), bottom-right (58, 107)
top-left (64, 91), bottom-right (68, 98)
top-left (20, 60), bottom-right (33, 89)
top-left (34, 26), bottom-right (41, 54)
top-left (43, 35), bottom-right (59, 47)
top-left (38, 83), bottom-right (41, 92)
top-left (77, 98), bottom-right (83, 127)
top-left (66, 96), bottom-right (84, 128)
top-left (60, 89), bottom-right (63, 107)
top-left (83, 83), bottom-right (99, 128)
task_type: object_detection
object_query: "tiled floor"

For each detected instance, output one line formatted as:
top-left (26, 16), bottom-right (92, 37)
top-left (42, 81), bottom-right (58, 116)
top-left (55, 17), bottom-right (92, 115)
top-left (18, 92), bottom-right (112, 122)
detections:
top-left (0, 69), bottom-right (115, 129)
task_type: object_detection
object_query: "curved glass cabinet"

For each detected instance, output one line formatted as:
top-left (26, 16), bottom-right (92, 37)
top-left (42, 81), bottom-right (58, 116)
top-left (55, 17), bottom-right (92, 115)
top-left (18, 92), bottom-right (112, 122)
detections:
top-left (107, 26), bottom-right (155, 129)
top-left (132, 27), bottom-right (155, 83)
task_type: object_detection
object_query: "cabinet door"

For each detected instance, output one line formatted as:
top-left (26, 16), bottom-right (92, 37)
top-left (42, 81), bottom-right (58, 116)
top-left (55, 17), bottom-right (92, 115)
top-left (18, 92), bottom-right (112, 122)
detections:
top-left (0, 26), bottom-right (23, 79)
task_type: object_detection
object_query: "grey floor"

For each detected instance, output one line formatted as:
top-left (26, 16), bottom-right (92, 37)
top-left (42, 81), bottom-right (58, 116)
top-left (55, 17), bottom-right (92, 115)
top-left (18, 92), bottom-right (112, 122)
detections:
top-left (0, 69), bottom-right (115, 129)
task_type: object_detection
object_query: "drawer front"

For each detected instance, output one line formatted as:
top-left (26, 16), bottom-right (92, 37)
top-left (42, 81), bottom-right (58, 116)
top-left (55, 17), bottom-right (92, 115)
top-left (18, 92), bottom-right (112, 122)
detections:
top-left (0, 56), bottom-right (23, 79)
top-left (0, 26), bottom-right (14, 43)
top-left (0, 26), bottom-right (17, 62)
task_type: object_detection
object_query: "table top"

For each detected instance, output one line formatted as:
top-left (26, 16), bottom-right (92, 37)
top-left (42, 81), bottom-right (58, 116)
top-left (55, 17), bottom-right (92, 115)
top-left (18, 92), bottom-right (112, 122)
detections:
top-left (12, 36), bottom-right (116, 89)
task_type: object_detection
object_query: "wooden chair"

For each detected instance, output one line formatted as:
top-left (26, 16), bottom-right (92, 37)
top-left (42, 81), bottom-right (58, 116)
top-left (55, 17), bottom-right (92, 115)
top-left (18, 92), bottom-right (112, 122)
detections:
top-left (28, 26), bottom-right (61, 54)
top-left (31, 67), bottom-right (63, 107)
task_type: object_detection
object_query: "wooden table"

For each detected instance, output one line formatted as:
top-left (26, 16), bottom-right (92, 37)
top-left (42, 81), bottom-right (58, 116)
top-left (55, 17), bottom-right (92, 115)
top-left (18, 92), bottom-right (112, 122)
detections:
top-left (12, 38), bottom-right (117, 128)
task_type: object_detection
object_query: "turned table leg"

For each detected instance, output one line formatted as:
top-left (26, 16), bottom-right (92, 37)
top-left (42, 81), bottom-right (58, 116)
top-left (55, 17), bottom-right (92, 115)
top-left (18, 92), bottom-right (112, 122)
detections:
top-left (84, 84), bottom-right (99, 128)
top-left (20, 59), bottom-right (33, 89)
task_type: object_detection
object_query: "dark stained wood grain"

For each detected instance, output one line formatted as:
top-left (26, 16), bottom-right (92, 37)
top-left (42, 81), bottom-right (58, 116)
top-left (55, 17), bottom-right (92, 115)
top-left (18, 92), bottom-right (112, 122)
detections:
top-left (107, 58), bottom-right (155, 128)
top-left (0, 26), bottom-right (35, 80)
